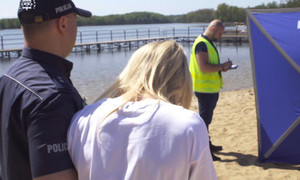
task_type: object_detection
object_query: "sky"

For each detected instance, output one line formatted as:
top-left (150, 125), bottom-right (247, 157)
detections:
top-left (1, 0), bottom-right (279, 19)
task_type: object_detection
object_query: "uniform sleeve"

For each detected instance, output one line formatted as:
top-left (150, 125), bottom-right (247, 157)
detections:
top-left (26, 92), bottom-right (77, 178)
top-left (187, 114), bottom-right (217, 180)
top-left (195, 42), bottom-right (208, 54)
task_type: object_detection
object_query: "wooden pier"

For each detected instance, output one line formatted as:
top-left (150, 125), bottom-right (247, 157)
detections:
top-left (74, 36), bottom-right (184, 52)
top-left (0, 33), bottom-right (248, 59)
top-left (0, 48), bottom-right (23, 59)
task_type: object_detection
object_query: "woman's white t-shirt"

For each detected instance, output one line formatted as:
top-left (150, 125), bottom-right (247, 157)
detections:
top-left (67, 98), bottom-right (217, 180)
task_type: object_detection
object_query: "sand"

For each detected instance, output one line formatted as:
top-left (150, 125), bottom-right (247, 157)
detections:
top-left (190, 88), bottom-right (300, 180)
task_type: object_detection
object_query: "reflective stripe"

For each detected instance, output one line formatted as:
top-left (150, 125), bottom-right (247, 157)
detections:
top-left (190, 72), bottom-right (221, 81)
top-left (3, 74), bottom-right (43, 100)
top-left (189, 35), bottom-right (222, 93)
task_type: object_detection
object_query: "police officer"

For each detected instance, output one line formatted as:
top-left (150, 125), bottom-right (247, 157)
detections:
top-left (0, 0), bottom-right (91, 179)
top-left (189, 19), bottom-right (232, 161)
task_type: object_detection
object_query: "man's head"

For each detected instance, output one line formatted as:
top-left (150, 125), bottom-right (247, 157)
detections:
top-left (18, 0), bottom-right (92, 58)
top-left (204, 19), bottom-right (225, 41)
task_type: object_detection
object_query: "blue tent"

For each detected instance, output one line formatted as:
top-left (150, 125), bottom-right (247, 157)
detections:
top-left (246, 8), bottom-right (300, 164)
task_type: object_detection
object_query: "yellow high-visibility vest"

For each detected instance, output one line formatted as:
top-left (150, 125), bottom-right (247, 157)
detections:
top-left (189, 35), bottom-right (223, 93)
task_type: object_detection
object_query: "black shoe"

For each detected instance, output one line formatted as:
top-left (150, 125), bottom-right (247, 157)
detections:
top-left (210, 144), bottom-right (223, 152)
top-left (212, 153), bottom-right (221, 161)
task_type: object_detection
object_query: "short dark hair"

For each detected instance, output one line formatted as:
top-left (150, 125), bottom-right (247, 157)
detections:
top-left (22, 19), bottom-right (55, 39)
top-left (211, 20), bottom-right (224, 29)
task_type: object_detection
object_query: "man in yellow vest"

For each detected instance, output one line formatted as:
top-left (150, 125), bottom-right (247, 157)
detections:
top-left (189, 19), bottom-right (232, 161)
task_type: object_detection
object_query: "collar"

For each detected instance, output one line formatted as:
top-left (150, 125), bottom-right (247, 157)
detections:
top-left (201, 34), bottom-right (213, 44)
top-left (21, 48), bottom-right (73, 78)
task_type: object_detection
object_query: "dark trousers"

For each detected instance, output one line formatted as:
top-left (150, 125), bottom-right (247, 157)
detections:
top-left (195, 92), bottom-right (219, 131)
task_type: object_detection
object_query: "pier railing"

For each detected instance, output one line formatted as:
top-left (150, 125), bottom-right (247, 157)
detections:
top-left (0, 25), bottom-right (247, 58)
top-left (74, 26), bottom-right (206, 45)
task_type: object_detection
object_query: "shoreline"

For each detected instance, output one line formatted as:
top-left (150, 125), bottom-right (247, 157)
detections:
top-left (190, 88), bottom-right (300, 179)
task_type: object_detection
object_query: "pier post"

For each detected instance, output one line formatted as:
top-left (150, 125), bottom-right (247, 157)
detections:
top-left (17, 50), bottom-right (21, 57)
top-left (173, 27), bottom-right (175, 37)
top-left (1, 35), bottom-right (3, 50)
top-left (110, 30), bottom-right (113, 41)
top-left (0, 35), bottom-right (3, 58)
top-left (124, 30), bottom-right (126, 40)
top-left (136, 29), bottom-right (139, 39)
top-left (80, 32), bottom-right (82, 44)
top-left (97, 44), bottom-right (101, 52)
top-left (235, 25), bottom-right (238, 44)
top-left (96, 31), bottom-right (98, 42)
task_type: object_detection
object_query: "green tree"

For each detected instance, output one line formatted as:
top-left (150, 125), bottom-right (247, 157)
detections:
top-left (266, 2), bottom-right (279, 8)
top-left (215, 3), bottom-right (230, 22)
top-left (185, 9), bottom-right (215, 23)
top-left (0, 18), bottom-right (20, 29)
top-left (283, 0), bottom-right (300, 7)
top-left (237, 8), bottom-right (246, 22)
top-left (3, 1), bottom-right (300, 29)
top-left (215, 3), bottom-right (246, 23)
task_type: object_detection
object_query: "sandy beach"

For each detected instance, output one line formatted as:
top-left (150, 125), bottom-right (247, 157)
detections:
top-left (190, 88), bottom-right (300, 180)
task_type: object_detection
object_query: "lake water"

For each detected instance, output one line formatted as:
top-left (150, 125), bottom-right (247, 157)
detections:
top-left (0, 23), bottom-right (253, 104)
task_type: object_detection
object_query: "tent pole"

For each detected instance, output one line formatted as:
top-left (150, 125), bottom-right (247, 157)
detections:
top-left (264, 116), bottom-right (300, 159)
top-left (245, 9), bottom-right (300, 74)
top-left (249, 7), bottom-right (300, 13)
top-left (246, 8), bottom-right (300, 162)
top-left (245, 9), bottom-right (262, 156)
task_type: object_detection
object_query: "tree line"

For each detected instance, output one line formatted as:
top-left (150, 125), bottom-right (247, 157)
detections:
top-left (1, 0), bottom-right (300, 30)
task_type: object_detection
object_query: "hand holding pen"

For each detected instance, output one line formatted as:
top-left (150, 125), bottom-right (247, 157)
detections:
top-left (221, 58), bottom-right (233, 72)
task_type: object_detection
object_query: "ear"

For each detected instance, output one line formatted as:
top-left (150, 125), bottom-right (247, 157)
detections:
top-left (211, 25), bottom-right (217, 32)
top-left (57, 16), bottom-right (67, 34)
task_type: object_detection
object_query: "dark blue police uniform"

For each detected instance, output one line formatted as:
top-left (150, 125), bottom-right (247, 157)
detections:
top-left (0, 48), bottom-right (84, 180)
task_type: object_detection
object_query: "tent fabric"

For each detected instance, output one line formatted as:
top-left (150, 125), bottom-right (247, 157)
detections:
top-left (253, 11), bottom-right (300, 67)
top-left (246, 8), bottom-right (300, 164)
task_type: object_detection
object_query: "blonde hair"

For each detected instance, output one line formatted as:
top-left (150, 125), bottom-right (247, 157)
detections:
top-left (96, 41), bottom-right (193, 133)
top-left (96, 40), bottom-right (193, 138)
top-left (100, 40), bottom-right (192, 109)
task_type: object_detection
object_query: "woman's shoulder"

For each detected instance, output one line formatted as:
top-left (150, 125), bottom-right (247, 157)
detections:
top-left (157, 101), bottom-right (204, 126)
top-left (160, 101), bottom-right (199, 116)
top-left (74, 97), bottom-right (120, 118)
top-left (69, 97), bottom-right (120, 131)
